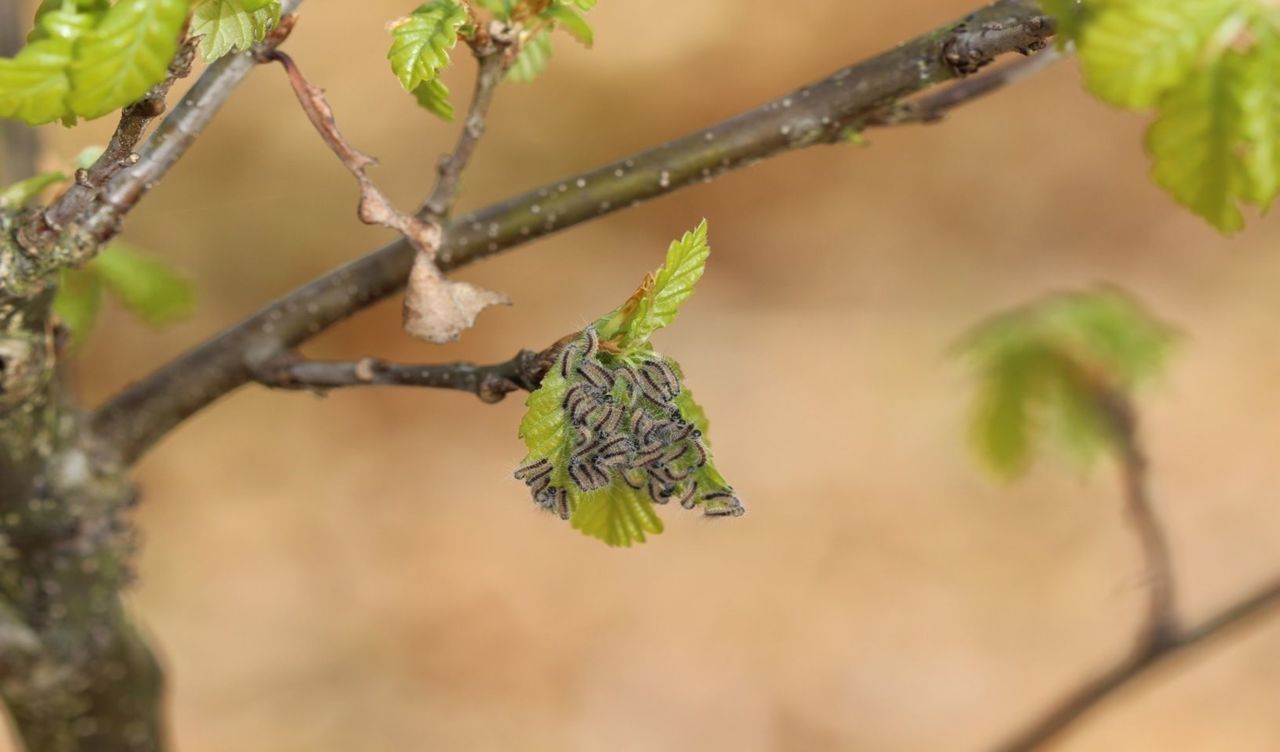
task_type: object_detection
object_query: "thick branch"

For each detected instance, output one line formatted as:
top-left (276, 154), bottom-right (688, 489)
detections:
top-left (993, 576), bottom-right (1280, 752)
top-left (91, 0), bottom-right (1055, 464)
top-left (254, 349), bottom-right (547, 403)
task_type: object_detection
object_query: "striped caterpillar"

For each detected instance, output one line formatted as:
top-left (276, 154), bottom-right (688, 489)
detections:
top-left (516, 327), bottom-right (744, 523)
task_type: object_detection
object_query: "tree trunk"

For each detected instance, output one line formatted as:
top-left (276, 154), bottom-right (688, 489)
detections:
top-left (0, 262), bottom-right (165, 749)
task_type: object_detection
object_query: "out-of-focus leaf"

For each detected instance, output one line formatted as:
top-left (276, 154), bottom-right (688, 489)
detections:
top-left (73, 144), bottom-right (105, 169)
top-left (545, 6), bottom-right (593, 47)
top-left (53, 267), bottom-right (104, 348)
top-left (959, 288), bottom-right (1178, 478)
top-left (1069, 0), bottom-right (1280, 232)
top-left (0, 171), bottom-right (67, 210)
top-left (91, 242), bottom-right (195, 324)
top-left (507, 30), bottom-right (552, 83)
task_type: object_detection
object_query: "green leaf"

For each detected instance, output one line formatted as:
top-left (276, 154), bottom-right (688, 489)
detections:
top-left (190, 0), bottom-right (282, 62)
top-left (68, 0), bottom-right (188, 120)
top-left (92, 242), bottom-right (195, 324)
top-left (507, 30), bottom-right (552, 83)
top-left (474, 0), bottom-right (515, 18)
top-left (0, 9), bottom-right (97, 125)
top-left (412, 77), bottom-right (454, 121)
top-left (74, 144), bottom-right (106, 168)
top-left (570, 479), bottom-right (664, 547)
top-left (1068, 0), bottom-right (1280, 232)
top-left (517, 361), bottom-right (573, 465)
top-left (1145, 39), bottom-right (1257, 232)
top-left (0, 171), bottom-right (67, 210)
top-left (969, 344), bottom-right (1040, 478)
top-left (673, 385), bottom-right (710, 444)
top-left (1078, 0), bottom-right (1236, 109)
top-left (387, 1), bottom-right (468, 93)
top-left (1038, 0), bottom-right (1085, 46)
top-left (53, 267), bottom-right (104, 348)
top-left (958, 288), bottom-right (1178, 479)
top-left (1232, 16), bottom-right (1280, 208)
top-left (545, 6), bottom-right (593, 47)
top-left (599, 219), bottom-right (710, 349)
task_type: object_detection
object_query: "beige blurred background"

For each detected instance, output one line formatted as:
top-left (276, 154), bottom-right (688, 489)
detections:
top-left (7, 1), bottom-right (1280, 750)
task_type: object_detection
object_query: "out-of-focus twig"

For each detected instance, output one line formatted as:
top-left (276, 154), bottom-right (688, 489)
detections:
top-left (993, 576), bottom-right (1280, 752)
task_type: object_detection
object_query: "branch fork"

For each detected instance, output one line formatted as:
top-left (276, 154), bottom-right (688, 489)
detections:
top-left (264, 49), bottom-right (508, 344)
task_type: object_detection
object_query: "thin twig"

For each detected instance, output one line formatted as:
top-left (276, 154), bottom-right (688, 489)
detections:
top-left (262, 50), bottom-right (440, 249)
top-left (1104, 391), bottom-right (1178, 648)
top-left (254, 349), bottom-right (548, 403)
top-left (993, 577), bottom-right (1280, 752)
top-left (262, 48), bottom-right (507, 344)
top-left (419, 26), bottom-right (516, 221)
top-left (90, 0), bottom-right (1055, 464)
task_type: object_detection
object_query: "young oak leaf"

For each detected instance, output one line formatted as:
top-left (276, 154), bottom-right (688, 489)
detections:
top-left (190, 0), bottom-right (282, 63)
top-left (1077, 0), bottom-right (1236, 109)
top-left (1068, 0), bottom-right (1280, 232)
top-left (571, 480), bottom-right (663, 547)
top-left (68, 0), bottom-right (188, 120)
top-left (507, 30), bottom-right (552, 84)
top-left (595, 218), bottom-right (710, 351)
top-left (0, 8), bottom-right (98, 125)
top-left (387, 1), bottom-right (468, 97)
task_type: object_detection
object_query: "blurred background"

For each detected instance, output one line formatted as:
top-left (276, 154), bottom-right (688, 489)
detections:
top-left (7, 1), bottom-right (1280, 749)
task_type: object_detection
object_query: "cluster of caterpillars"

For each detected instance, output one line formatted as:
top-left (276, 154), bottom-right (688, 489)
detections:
top-left (515, 327), bottom-right (745, 521)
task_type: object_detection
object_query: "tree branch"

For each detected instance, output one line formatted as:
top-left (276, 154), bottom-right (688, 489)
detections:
top-left (419, 26), bottom-right (516, 221)
top-left (866, 44), bottom-right (1065, 127)
top-left (1105, 392), bottom-right (1178, 649)
top-left (90, 0), bottom-right (1055, 464)
top-left (254, 348), bottom-right (548, 403)
top-left (993, 576), bottom-right (1280, 752)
